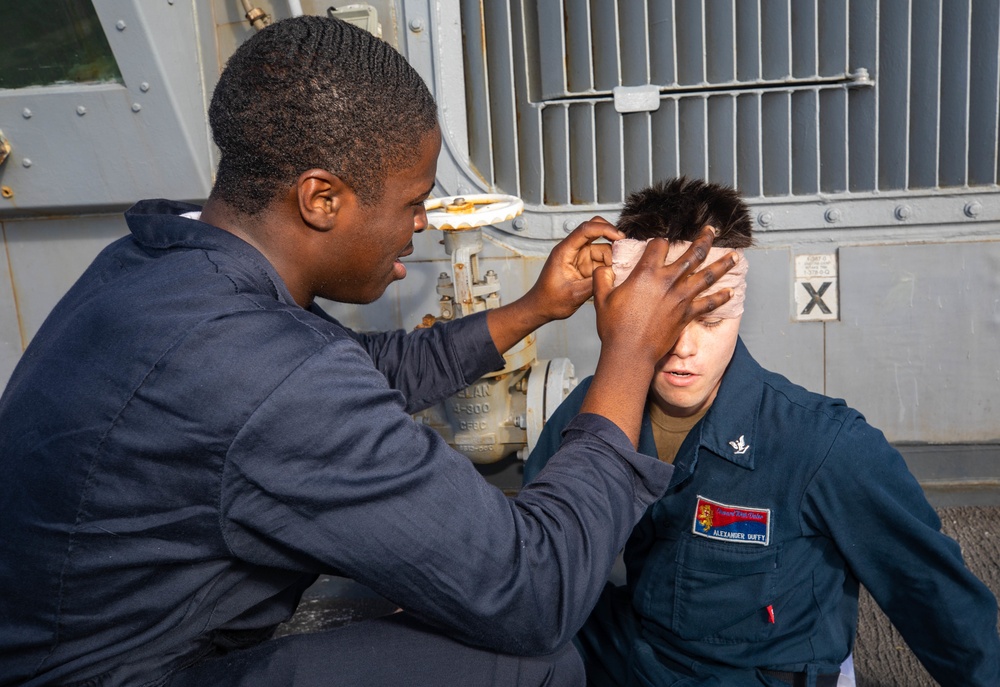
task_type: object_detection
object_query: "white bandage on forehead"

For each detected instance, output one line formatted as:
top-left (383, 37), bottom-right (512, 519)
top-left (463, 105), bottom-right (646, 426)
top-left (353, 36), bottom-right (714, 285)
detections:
top-left (610, 238), bottom-right (748, 318)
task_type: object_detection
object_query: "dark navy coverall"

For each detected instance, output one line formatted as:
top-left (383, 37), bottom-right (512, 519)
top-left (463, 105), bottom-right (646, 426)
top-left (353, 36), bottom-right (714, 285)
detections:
top-left (525, 340), bottom-right (1000, 686)
top-left (0, 199), bottom-right (675, 686)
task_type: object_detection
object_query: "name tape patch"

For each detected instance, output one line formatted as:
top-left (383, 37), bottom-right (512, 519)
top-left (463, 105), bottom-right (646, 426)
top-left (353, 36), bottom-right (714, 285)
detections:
top-left (692, 496), bottom-right (770, 546)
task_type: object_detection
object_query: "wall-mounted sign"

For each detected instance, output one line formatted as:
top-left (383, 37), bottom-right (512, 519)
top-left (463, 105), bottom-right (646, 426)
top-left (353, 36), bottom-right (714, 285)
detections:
top-left (794, 254), bottom-right (839, 322)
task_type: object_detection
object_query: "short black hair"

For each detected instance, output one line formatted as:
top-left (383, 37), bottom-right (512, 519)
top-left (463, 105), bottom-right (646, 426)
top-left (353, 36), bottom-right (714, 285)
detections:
top-left (208, 16), bottom-right (439, 214)
top-left (617, 177), bottom-right (754, 249)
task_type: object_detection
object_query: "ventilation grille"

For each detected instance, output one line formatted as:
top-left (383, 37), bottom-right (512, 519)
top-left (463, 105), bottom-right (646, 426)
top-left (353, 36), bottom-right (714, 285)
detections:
top-left (460, 0), bottom-right (1000, 208)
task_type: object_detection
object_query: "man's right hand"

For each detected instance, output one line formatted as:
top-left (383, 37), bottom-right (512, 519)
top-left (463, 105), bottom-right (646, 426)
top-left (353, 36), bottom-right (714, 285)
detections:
top-left (580, 226), bottom-right (738, 445)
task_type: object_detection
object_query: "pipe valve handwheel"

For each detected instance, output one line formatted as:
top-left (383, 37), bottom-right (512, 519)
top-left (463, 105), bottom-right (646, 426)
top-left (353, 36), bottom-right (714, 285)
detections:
top-left (424, 194), bottom-right (524, 230)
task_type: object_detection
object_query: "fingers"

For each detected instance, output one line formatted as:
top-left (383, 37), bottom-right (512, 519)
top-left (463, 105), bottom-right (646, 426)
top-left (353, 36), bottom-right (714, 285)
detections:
top-left (690, 288), bottom-right (734, 317)
top-left (584, 242), bottom-right (614, 271)
top-left (688, 249), bottom-right (738, 290)
top-left (591, 264), bottom-right (615, 309)
top-left (637, 225), bottom-right (736, 297)
top-left (630, 236), bottom-right (671, 272)
top-left (627, 224), bottom-right (720, 280)
top-left (557, 216), bottom-right (624, 253)
top-left (613, 226), bottom-right (738, 326)
top-left (661, 225), bottom-right (718, 278)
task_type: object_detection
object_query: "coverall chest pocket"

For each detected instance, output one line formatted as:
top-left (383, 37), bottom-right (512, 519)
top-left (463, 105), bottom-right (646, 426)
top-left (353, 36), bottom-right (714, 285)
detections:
top-left (670, 537), bottom-right (780, 642)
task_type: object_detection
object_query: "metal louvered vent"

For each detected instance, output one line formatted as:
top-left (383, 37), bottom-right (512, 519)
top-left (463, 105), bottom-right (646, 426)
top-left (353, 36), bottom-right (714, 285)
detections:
top-left (459, 0), bottom-right (1000, 211)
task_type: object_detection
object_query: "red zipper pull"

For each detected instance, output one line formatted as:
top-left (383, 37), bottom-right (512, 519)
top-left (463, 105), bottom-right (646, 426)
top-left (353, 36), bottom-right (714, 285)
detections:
top-left (766, 605), bottom-right (775, 623)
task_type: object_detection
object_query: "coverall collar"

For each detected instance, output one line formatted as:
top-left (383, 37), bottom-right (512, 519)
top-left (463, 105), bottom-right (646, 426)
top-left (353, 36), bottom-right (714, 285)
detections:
top-left (124, 198), bottom-right (299, 308)
top-left (657, 337), bottom-right (764, 487)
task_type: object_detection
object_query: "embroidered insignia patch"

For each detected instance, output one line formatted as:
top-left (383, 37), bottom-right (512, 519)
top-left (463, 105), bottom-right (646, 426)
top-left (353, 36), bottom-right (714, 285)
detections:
top-left (728, 434), bottom-right (750, 454)
top-left (692, 496), bottom-right (770, 545)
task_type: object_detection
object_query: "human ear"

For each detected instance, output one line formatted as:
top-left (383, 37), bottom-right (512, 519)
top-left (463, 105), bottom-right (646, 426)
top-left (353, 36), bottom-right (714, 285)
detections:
top-left (296, 169), bottom-right (352, 231)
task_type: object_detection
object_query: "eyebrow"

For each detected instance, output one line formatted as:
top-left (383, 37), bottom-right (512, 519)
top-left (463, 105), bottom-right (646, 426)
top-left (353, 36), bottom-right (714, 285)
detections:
top-left (411, 183), bottom-right (435, 204)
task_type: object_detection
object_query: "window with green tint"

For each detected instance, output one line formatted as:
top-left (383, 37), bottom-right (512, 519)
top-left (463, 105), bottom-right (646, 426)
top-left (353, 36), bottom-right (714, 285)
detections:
top-left (0, 0), bottom-right (123, 90)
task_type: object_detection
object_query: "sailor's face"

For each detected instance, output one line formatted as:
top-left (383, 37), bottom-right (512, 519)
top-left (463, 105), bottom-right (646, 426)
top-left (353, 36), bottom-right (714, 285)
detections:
top-left (320, 127), bottom-right (441, 304)
top-left (649, 315), bottom-right (741, 418)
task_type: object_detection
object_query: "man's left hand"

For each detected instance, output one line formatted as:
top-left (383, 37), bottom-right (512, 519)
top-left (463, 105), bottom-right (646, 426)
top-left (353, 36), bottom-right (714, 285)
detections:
top-left (484, 217), bottom-right (623, 355)
top-left (524, 217), bottom-right (624, 321)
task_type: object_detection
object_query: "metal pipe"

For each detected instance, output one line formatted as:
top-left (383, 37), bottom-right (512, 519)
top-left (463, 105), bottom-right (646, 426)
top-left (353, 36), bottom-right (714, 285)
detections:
top-left (240, 0), bottom-right (271, 31)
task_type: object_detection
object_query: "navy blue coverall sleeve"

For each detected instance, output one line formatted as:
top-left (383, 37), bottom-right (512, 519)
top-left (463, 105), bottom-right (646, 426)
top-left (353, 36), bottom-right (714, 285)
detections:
top-left (315, 308), bottom-right (500, 414)
top-left (222, 339), bottom-right (672, 656)
top-left (0, 202), bottom-right (677, 686)
top-left (803, 415), bottom-right (1000, 686)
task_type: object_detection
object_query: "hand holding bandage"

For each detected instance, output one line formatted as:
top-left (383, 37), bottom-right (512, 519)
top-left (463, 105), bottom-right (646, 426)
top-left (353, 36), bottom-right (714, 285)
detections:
top-left (611, 237), bottom-right (748, 318)
top-left (583, 226), bottom-right (739, 445)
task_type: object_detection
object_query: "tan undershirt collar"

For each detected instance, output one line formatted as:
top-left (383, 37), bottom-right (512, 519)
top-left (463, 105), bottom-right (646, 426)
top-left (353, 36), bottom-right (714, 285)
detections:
top-left (649, 400), bottom-right (710, 464)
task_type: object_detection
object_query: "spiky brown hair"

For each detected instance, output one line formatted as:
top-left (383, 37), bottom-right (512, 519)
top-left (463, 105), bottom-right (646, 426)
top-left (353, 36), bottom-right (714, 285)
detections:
top-left (617, 177), bottom-right (754, 249)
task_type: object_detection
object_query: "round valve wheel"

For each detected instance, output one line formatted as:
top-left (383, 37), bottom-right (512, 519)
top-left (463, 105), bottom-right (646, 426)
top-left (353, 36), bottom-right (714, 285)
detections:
top-left (424, 194), bottom-right (524, 230)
